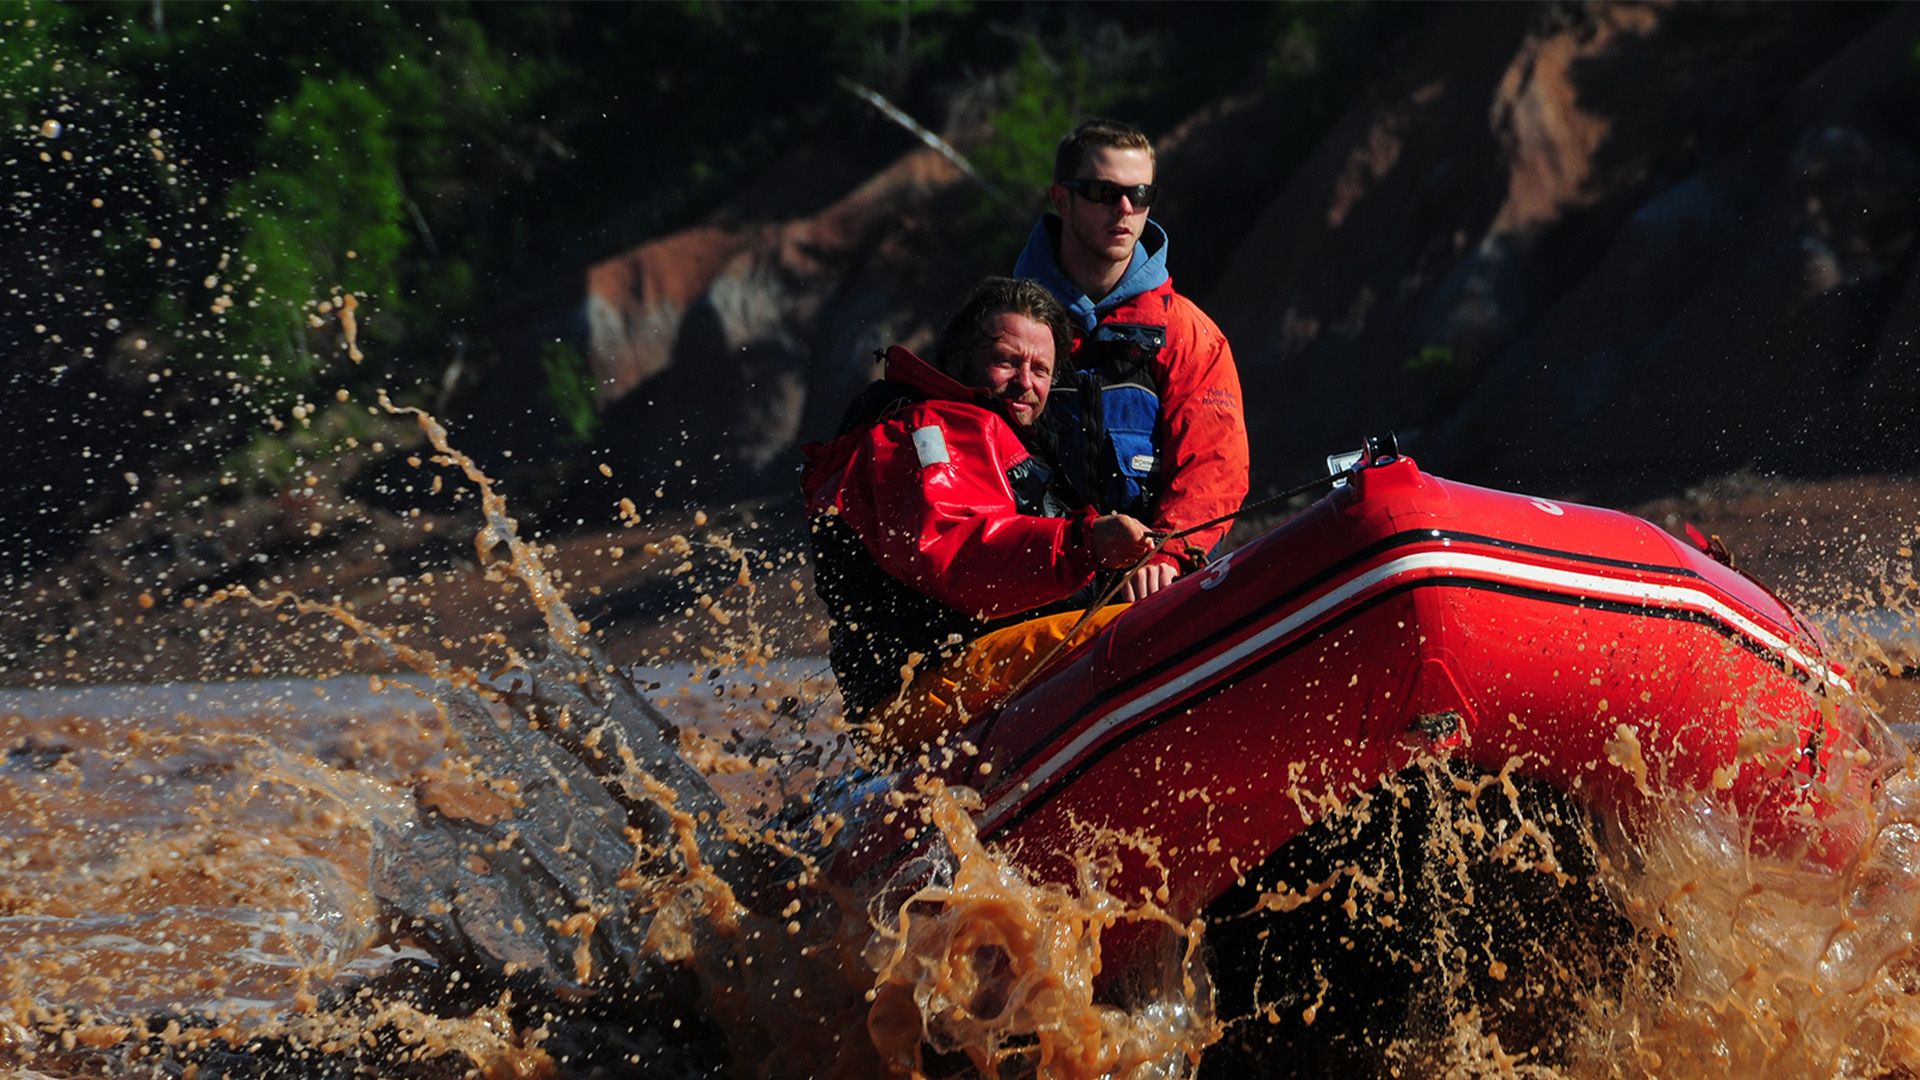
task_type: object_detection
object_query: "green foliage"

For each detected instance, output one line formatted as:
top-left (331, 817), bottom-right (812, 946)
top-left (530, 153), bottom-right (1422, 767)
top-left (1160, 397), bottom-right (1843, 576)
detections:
top-left (813, 1), bottom-right (975, 93)
top-left (671, 0), bottom-right (968, 93)
top-left (1269, 4), bottom-right (1340, 84)
top-left (221, 75), bottom-right (406, 393)
top-left (541, 341), bottom-right (600, 446)
top-left (372, 11), bottom-right (559, 200)
top-left (3, 2), bottom-right (567, 420)
top-left (970, 38), bottom-right (1087, 202)
top-left (1407, 343), bottom-right (1458, 374)
top-left (0, 5), bottom-right (86, 129)
top-left (11, 0), bottom-right (1328, 411)
top-left (1262, 4), bottom-right (1410, 133)
top-left (964, 36), bottom-right (1104, 252)
top-left (8, 0), bottom-right (1386, 482)
top-left (202, 11), bottom-right (561, 403)
top-left (216, 404), bottom-right (386, 498)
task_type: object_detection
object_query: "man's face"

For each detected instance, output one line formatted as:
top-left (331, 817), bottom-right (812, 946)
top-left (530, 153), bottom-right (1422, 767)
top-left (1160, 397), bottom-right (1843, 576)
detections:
top-left (964, 312), bottom-right (1055, 429)
top-left (1050, 145), bottom-right (1154, 268)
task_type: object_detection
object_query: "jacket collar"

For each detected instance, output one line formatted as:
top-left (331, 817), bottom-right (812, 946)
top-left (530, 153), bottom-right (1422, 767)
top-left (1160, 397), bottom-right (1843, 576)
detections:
top-left (1012, 216), bottom-right (1171, 332)
top-left (880, 344), bottom-right (988, 405)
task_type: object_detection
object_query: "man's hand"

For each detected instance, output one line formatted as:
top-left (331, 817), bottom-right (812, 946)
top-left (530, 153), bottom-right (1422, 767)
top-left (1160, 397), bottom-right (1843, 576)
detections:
top-left (1121, 559), bottom-right (1180, 601)
top-left (1089, 513), bottom-right (1153, 569)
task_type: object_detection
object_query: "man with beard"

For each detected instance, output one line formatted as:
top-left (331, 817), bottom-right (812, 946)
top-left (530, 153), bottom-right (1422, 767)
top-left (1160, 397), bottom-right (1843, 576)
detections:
top-left (803, 277), bottom-right (1152, 745)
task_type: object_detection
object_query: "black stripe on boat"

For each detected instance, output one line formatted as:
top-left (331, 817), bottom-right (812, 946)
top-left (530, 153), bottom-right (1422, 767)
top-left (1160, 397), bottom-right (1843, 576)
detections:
top-left (985, 575), bottom-right (1797, 840)
top-left (990, 527), bottom-right (1726, 779)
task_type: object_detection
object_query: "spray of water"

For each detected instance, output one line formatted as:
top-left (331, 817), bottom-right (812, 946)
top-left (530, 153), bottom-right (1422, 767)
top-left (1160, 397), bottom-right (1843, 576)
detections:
top-left (10, 13), bottom-right (1920, 1076)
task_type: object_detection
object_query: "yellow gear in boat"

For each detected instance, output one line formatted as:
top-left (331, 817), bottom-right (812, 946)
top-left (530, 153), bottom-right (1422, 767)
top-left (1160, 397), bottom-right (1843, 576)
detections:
top-left (876, 604), bottom-right (1131, 748)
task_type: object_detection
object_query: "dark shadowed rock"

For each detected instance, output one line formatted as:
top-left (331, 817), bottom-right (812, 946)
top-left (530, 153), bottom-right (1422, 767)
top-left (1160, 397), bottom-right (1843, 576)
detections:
top-left (1436, 5), bottom-right (1920, 498)
top-left (1202, 3), bottom-right (1536, 480)
top-left (1206, 2), bottom-right (1917, 500)
top-left (527, 2), bottom-right (1918, 510)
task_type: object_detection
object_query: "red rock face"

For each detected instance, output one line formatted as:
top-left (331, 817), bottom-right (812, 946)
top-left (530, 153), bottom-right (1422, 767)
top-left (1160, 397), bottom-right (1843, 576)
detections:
top-left (1201, 2), bottom-right (1919, 501)
top-left (578, 147), bottom-right (978, 489)
top-left (586, 224), bottom-right (756, 403)
top-left (570, 2), bottom-right (1918, 504)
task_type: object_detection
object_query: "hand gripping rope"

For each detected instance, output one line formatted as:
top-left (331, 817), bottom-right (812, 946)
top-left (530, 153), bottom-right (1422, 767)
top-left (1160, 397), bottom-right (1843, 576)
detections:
top-left (992, 465), bottom-right (1359, 710)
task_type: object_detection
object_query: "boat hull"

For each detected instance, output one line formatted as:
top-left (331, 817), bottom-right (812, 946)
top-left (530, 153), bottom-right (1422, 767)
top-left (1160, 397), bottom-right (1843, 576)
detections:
top-left (835, 454), bottom-right (1873, 925)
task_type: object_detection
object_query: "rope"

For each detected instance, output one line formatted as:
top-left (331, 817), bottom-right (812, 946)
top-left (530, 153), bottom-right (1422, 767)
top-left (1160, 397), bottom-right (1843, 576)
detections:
top-left (988, 467), bottom-right (1354, 710)
top-left (1156, 467), bottom-right (1354, 545)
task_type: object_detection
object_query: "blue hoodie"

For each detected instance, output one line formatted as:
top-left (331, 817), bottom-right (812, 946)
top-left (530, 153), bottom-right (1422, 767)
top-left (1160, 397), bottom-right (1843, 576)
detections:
top-left (1013, 216), bottom-right (1171, 333)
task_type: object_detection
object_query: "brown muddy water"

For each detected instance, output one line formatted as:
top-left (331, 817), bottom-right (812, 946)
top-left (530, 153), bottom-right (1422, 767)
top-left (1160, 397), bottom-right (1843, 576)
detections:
top-left (7, 406), bottom-right (1920, 1079)
top-left (12, 20), bottom-right (1920, 1074)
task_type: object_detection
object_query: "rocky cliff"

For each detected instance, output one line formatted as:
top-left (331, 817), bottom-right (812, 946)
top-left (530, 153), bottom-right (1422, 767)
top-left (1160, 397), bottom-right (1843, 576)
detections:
top-left (567, 2), bottom-right (1919, 505)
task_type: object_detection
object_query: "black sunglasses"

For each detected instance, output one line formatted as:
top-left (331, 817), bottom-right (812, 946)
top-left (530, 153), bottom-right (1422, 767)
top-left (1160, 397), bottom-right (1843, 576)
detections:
top-left (1059, 178), bottom-right (1159, 208)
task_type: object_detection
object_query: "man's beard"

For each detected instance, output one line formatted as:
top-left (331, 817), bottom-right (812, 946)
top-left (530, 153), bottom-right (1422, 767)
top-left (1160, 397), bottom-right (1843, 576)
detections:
top-left (1000, 390), bottom-right (1042, 428)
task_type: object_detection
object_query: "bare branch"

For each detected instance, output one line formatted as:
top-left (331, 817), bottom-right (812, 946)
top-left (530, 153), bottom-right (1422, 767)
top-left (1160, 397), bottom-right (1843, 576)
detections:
top-left (836, 76), bottom-right (1000, 200)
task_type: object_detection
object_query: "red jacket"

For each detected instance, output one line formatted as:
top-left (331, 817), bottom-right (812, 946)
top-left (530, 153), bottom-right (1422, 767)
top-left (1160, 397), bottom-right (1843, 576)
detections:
top-left (1083, 280), bottom-right (1249, 567)
top-left (802, 348), bottom-right (1101, 714)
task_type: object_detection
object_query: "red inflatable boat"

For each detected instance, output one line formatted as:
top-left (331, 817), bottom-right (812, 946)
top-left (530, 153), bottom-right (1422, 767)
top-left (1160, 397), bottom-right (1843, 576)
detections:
top-left (831, 438), bottom-right (1875, 926)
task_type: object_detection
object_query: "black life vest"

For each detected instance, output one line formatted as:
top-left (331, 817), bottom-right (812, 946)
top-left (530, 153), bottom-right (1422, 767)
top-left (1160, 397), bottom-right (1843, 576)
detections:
top-left (1043, 321), bottom-right (1165, 521)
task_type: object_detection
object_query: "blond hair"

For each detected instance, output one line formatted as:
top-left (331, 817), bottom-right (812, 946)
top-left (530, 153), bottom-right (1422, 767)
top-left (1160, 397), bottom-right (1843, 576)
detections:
top-left (1053, 118), bottom-right (1154, 183)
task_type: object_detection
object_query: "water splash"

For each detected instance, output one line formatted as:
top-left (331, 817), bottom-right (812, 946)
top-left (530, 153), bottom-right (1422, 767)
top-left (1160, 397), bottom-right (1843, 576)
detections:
top-left (9, 17), bottom-right (1920, 1068)
top-left (12, 422), bottom-right (1920, 1076)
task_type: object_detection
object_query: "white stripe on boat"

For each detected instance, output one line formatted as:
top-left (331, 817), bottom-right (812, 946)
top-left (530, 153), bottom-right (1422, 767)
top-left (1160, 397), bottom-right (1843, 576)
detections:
top-left (981, 549), bottom-right (1848, 832)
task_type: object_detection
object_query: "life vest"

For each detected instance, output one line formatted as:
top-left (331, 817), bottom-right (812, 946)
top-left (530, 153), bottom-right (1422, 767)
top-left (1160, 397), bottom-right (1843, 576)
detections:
top-left (827, 374), bottom-right (1058, 517)
top-left (802, 348), bottom-right (1095, 719)
top-left (1043, 305), bottom-right (1171, 523)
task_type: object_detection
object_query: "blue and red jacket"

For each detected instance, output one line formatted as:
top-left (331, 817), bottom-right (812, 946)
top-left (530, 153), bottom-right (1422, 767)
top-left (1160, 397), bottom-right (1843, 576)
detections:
top-left (801, 347), bottom-right (1103, 716)
top-left (1015, 216), bottom-right (1249, 569)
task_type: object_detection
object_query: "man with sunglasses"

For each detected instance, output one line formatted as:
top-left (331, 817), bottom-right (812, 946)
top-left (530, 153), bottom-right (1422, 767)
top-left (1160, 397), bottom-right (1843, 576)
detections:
top-left (1014, 118), bottom-right (1249, 601)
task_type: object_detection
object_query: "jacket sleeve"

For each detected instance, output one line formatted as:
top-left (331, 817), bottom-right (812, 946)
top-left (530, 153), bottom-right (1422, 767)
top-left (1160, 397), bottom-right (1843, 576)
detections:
top-left (1150, 302), bottom-right (1251, 566)
top-left (835, 404), bottom-right (1101, 619)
